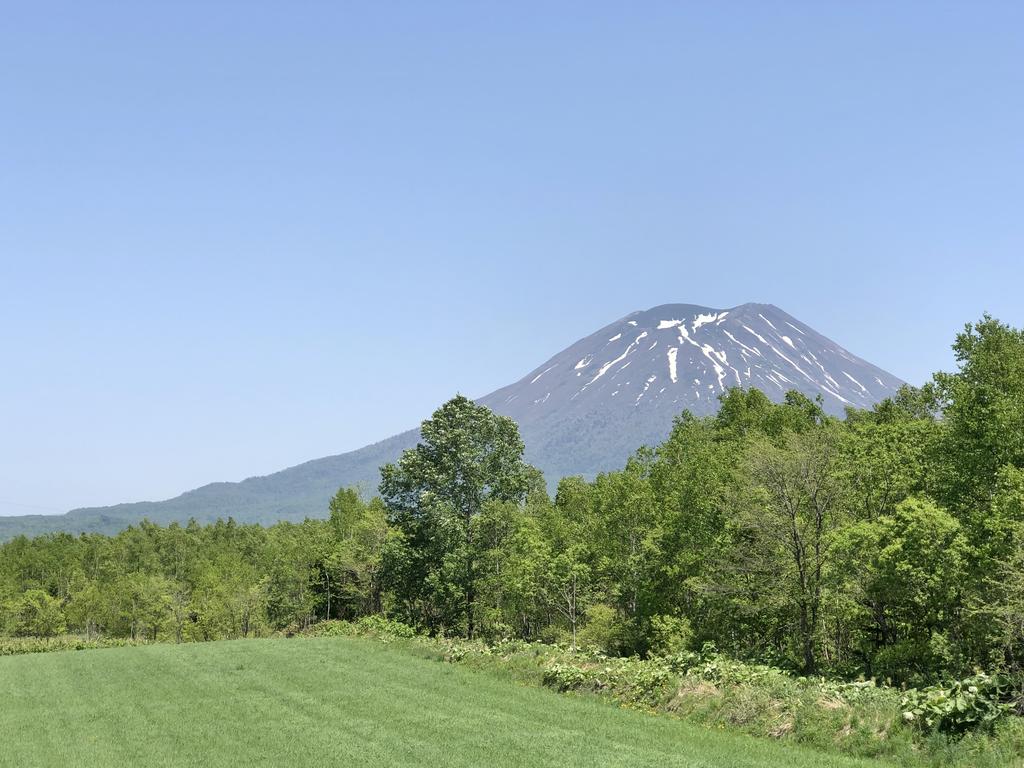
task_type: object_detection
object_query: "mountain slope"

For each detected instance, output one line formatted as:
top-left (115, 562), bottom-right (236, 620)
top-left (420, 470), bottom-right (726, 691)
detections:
top-left (0, 303), bottom-right (903, 538)
top-left (481, 302), bottom-right (901, 479)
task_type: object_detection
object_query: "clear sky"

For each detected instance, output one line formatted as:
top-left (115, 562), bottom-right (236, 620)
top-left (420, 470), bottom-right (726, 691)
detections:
top-left (1, 2), bottom-right (1021, 516)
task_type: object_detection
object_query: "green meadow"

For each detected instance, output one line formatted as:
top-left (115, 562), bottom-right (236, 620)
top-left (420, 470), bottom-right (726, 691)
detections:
top-left (0, 637), bottom-right (882, 768)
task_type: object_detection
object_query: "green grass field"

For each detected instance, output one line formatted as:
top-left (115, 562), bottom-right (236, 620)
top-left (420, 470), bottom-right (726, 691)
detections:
top-left (0, 637), bottom-right (887, 768)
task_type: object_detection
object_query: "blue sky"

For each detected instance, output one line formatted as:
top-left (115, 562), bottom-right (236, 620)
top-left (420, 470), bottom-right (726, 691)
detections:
top-left (1, 2), bottom-right (1022, 515)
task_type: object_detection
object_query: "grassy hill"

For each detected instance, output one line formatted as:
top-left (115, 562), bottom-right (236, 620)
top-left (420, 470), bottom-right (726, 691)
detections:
top-left (0, 636), bottom-right (882, 768)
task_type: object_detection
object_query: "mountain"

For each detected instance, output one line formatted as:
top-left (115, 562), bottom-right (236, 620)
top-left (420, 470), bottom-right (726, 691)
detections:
top-left (477, 302), bottom-right (901, 481)
top-left (0, 303), bottom-right (904, 539)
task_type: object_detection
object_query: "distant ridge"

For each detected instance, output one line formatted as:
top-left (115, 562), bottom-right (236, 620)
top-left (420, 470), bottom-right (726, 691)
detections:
top-left (0, 303), bottom-right (903, 539)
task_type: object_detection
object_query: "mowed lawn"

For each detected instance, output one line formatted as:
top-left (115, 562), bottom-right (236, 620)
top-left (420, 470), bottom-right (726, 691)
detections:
top-left (0, 637), bottom-right (886, 768)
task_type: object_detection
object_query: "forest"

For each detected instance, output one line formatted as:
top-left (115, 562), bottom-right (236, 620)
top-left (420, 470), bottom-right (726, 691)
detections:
top-left (2, 314), bottom-right (1023, 696)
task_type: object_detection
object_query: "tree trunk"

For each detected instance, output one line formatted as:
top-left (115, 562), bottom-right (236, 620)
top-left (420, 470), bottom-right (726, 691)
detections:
top-left (800, 601), bottom-right (816, 673)
top-left (466, 577), bottom-right (475, 640)
top-left (325, 571), bottom-right (331, 621)
top-left (465, 506), bottom-right (476, 639)
top-left (570, 572), bottom-right (578, 651)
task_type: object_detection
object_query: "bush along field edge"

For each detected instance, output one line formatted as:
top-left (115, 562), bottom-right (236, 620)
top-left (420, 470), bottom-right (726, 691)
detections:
top-left (297, 617), bottom-right (1024, 768)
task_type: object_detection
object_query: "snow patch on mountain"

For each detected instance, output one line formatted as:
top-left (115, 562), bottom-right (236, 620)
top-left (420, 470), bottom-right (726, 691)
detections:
top-left (488, 303), bottom-right (904, 428)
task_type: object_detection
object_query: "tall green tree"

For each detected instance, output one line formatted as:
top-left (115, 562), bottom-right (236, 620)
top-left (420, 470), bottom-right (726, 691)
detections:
top-left (647, 413), bottom-right (729, 639)
top-left (323, 489), bottom-right (388, 619)
top-left (379, 395), bottom-right (534, 637)
top-left (715, 426), bottom-right (847, 673)
top-left (590, 457), bottom-right (659, 653)
top-left (933, 315), bottom-right (1024, 515)
top-left (10, 589), bottom-right (66, 637)
top-left (840, 497), bottom-right (967, 683)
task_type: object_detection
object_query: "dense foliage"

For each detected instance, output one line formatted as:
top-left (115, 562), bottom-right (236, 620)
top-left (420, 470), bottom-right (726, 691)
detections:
top-left (3, 315), bottom-right (1024, 727)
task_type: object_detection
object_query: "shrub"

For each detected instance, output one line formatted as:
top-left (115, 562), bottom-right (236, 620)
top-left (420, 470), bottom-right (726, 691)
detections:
top-left (353, 615), bottom-right (415, 639)
top-left (647, 614), bottom-right (693, 656)
top-left (660, 643), bottom-right (777, 686)
top-left (901, 673), bottom-right (1013, 735)
top-left (11, 590), bottom-right (66, 638)
top-left (575, 604), bottom-right (620, 654)
top-left (0, 635), bottom-right (145, 656)
top-left (303, 616), bottom-right (416, 641)
top-left (543, 661), bottom-right (591, 692)
top-left (305, 620), bottom-right (356, 637)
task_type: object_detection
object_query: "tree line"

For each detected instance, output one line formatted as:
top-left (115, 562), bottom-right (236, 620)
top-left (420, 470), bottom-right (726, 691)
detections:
top-left (2, 314), bottom-right (1023, 688)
